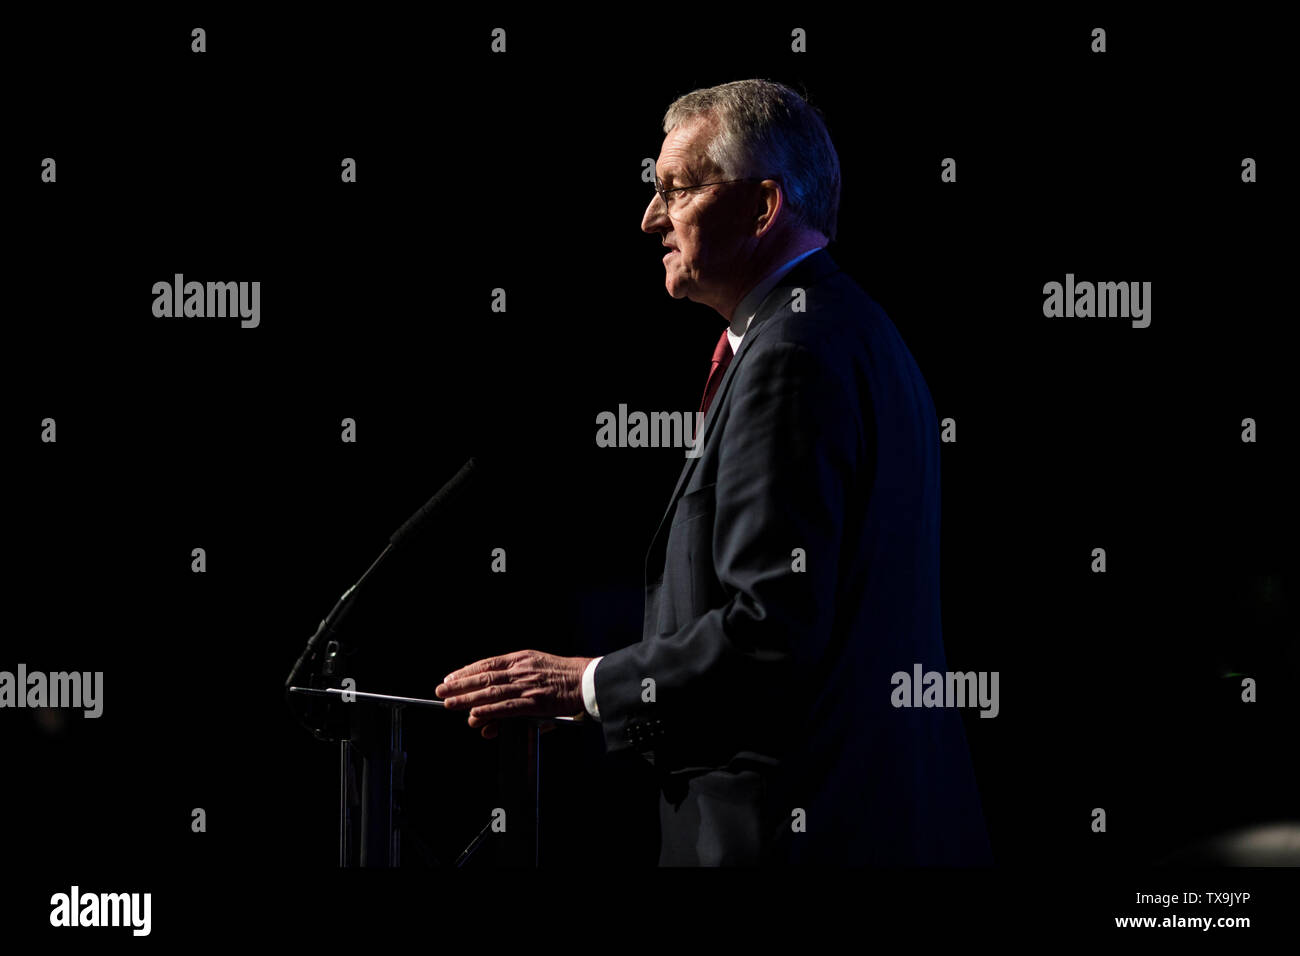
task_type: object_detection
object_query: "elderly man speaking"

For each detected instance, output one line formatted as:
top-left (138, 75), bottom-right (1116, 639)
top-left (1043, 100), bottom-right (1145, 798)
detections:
top-left (437, 79), bottom-right (992, 866)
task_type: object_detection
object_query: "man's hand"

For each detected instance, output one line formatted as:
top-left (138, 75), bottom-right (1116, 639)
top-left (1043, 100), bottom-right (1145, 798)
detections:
top-left (436, 650), bottom-right (593, 739)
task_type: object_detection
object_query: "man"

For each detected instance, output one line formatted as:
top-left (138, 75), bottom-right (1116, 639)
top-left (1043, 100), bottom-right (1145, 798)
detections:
top-left (437, 79), bottom-right (992, 865)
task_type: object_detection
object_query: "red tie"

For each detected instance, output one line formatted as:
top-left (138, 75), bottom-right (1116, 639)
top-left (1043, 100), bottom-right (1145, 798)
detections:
top-left (696, 329), bottom-right (734, 440)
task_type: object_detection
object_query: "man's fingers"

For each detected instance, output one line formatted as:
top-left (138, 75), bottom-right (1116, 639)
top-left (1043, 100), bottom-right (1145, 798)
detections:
top-left (445, 656), bottom-right (506, 683)
top-left (442, 667), bottom-right (546, 708)
top-left (467, 697), bottom-right (542, 724)
top-left (442, 681), bottom-right (519, 710)
top-left (442, 652), bottom-right (528, 686)
top-left (438, 654), bottom-right (524, 698)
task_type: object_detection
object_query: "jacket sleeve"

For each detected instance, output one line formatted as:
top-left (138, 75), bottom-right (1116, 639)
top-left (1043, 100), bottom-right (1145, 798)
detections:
top-left (593, 340), bottom-right (864, 768)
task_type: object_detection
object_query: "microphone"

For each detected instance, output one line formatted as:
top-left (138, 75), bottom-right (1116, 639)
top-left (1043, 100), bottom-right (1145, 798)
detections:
top-left (389, 456), bottom-right (480, 550)
top-left (283, 456), bottom-right (483, 694)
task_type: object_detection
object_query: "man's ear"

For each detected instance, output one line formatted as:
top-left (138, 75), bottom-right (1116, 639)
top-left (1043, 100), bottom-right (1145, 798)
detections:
top-left (754, 179), bottom-right (782, 237)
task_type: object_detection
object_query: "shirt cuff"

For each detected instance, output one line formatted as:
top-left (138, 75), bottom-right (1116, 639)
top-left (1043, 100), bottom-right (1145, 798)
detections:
top-left (582, 656), bottom-right (604, 722)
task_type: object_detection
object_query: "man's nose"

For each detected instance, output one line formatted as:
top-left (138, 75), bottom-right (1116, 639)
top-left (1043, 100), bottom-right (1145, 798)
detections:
top-left (641, 193), bottom-right (669, 234)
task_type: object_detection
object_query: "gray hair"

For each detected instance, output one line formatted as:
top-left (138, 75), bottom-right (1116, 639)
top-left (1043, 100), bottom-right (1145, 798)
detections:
top-left (662, 79), bottom-right (841, 241)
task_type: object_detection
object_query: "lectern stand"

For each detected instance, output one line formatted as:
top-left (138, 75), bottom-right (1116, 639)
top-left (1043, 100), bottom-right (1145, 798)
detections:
top-left (280, 458), bottom-right (581, 867)
top-left (288, 685), bottom-right (581, 867)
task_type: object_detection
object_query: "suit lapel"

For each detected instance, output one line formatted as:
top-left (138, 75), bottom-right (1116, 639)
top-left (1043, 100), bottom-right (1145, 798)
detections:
top-left (644, 249), bottom-right (843, 580)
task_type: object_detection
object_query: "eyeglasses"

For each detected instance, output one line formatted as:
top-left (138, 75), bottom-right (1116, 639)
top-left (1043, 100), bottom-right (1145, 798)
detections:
top-left (651, 175), bottom-right (766, 218)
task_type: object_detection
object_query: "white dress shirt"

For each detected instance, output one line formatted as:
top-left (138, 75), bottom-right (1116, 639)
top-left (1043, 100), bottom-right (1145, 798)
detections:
top-left (581, 245), bottom-right (825, 721)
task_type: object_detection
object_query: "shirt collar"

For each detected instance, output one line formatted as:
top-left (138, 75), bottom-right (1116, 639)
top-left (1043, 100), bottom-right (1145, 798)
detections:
top-left (730, 246), bottom-right (824, 338)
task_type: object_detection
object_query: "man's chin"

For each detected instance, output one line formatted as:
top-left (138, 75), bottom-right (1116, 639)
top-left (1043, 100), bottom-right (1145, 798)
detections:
top-left (664, 277), bottom-right (692, 300)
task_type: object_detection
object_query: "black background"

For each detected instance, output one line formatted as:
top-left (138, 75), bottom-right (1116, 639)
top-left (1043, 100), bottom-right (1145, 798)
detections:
top-left (6, 8), bottom-right (1295, 942)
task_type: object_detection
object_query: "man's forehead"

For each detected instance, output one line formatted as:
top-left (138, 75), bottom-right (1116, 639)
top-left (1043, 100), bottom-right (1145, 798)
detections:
top-left (657, 116), bottom-right (718, 180)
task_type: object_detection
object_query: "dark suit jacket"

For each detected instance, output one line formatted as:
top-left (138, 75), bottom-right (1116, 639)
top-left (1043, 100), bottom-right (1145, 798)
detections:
top-left (594, 248), bottom-right (993, 865)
